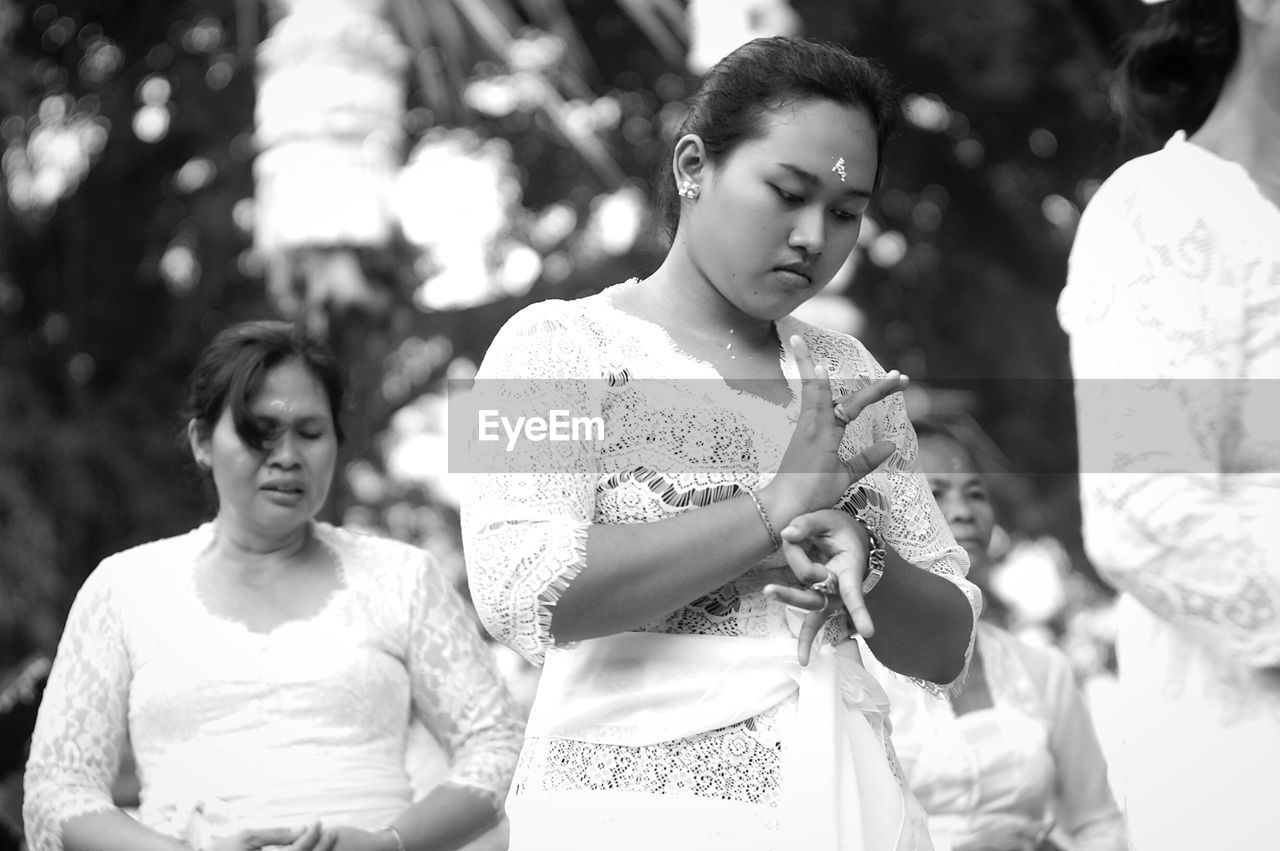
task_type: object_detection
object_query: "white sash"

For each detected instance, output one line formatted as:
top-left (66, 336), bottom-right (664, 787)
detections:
top-left (520, 631), bottom-right (933, 850)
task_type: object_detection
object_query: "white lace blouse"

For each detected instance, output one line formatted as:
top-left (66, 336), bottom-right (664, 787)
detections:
top-left (1059, 133), bottom-right (1280, 849)
top-left (868, 624), bottom-right (1125, 851)
top-left (461, 280), bottom-right (980, 844)
top-left (23, 522), bottom-right (523, 851)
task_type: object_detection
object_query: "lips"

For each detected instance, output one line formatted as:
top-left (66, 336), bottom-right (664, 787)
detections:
top-left (774, 263), bottom-right (813, 285)
top-left (261, 481), bottom-right (305, 495)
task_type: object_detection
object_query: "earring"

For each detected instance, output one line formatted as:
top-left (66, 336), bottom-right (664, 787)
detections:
top-left (679, 183), bottom-right (700, 200)
top-left (196, 455), bottom-right (210, 469)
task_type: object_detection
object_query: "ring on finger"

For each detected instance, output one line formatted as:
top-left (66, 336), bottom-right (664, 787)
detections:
top-left (833, 402), bottom-right (851, 426)
top-left (809, 575), bottom-right (839, 595)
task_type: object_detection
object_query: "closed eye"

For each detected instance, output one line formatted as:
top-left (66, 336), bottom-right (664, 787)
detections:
top-left (772, 185), bottom-right (804, 205)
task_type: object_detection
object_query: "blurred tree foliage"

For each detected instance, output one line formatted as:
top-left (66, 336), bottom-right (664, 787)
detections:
top-left (0, 0), bottom-right (1151, 668)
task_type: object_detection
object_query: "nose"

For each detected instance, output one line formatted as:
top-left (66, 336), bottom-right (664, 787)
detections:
top-left (267, 431), bottom-right (302, 469)
top-left (940, 493), bottom-right (973, 524)
top-left (788, 204), bottom-right (825, 256)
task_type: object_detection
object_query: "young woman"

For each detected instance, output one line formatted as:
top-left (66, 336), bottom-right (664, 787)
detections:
top-left (1059, 0), bottom-right (1280, 847)
top-left (461, 36), bottom-right (979, 850)
top-left (867, 424), bottom-right (1126, 851)
top-left (25, 321), bottom-right (523, 851)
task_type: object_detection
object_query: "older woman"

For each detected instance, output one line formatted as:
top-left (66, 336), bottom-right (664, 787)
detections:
top-left (24, 321), bottom-right (523, 851)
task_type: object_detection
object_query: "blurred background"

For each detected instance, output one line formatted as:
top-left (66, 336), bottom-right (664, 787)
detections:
top-left (1, 0), bottom-right (1157, 843)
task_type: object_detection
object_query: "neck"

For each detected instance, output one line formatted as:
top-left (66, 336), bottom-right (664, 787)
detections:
top-left (1191, 34), bottom-right (1280, 195)
top-left (211, 515), bottom-right (313, 575)
top-left (640, 243), bottom-right (776, 348)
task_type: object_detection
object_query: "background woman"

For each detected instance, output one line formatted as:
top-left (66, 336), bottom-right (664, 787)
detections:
top-left (24, 321), bottom-right (523, 851)
top-left (1058, 0), bottom-right (1280, 847)
top-left (461, 36), bottom-right (979, 850)
top-left (867, 423), bottom-right (1125, 851)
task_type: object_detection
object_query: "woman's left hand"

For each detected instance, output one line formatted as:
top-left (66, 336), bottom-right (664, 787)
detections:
top-left (762, 509), bottom-right (875, 665)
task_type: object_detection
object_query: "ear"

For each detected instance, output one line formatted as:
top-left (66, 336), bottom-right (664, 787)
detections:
top-left (187, 419), bottom-right (211, 469)
top-left (671, 133), bottom-right (709, 193)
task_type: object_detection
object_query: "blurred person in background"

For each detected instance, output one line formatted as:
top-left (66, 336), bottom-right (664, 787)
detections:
top-left (24, 321), bottom-right (522, 851)
top-left (1057, 0), bottom-right (1280, 847)
top-left (866, 423), bottom-right (1126, 851)
top-left (461, 35), bottom-right (979, 851)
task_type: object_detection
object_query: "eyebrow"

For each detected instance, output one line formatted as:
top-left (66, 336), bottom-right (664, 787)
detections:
top-left (778, 163), bottom-right (873, 198)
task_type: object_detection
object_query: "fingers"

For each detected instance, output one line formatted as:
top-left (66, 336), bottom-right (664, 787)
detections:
top-left (842, 440), bottom-right (896, 483)
top-left (778, 537), bottom-right (828, 585)
top-left (762, 581), bottom-right (834, 668)
top-left (795, 608), bottom-right (826, 667)
top-left (832, 370), bottom-right (909, 424)
top-left (791, 335), bottom-right (835, 416)
top-left (229, 826), bottom-right (308, 850)
top-left (285, 823), bottom-right (325, 851)
top-left (825, 552), bottom-right (876, 639)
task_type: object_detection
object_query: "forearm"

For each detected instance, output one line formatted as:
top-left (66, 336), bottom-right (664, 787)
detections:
top-left (385, 783), bottom-right (502, 851)
top-left (551, 492), bottom-right (781, 642)
top-left (863, 547), bottom-right (974, 684)
top-left (63, 809), bottom-right (186, 851)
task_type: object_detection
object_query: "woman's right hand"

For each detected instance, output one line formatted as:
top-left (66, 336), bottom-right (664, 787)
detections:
top-left (760, 335), bottom-right (907, 526)
top-left (208, 822), bottom-right (337, 851)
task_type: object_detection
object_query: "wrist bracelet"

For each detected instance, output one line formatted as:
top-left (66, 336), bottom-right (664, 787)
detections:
top-left (747, 490), bottom-right (781, 551)
top-left (860, 523), bottom-right (886, 595)
top-left (379, 826), bottom-right (407, 851)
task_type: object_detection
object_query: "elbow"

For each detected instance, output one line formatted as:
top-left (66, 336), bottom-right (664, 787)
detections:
top-left (929, 591), bottom-right (976, 686)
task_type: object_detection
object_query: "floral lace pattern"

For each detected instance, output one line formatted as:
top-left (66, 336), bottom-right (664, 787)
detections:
top-left (461, 280), bottom-right (979, 825)
top-left (1060, 133), bottom-right (1280, 673)
top-left (24, 523), bottom-right (523, 851)
top-left (1060, 134), bottom-right (1280, 850)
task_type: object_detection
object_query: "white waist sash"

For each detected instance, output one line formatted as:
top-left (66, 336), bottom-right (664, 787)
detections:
top-left (521, 631), bottom-right (932, 850)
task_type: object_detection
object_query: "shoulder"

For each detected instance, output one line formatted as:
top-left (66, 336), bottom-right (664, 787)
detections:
top-left (983, 623), bottom-right (1074, 695)
top-left (318, 522), bottom-right (426, 577)
top-left (93, 525), bottom-right (209, 583)
top-left (478, 290), bottom-right (627, 378)
top-left (494, 296), bottom-right (592, 337)
top-left (1075, 137), bottom-right (1238, 246)
top-left (77, 525), bottom-right (210, 613)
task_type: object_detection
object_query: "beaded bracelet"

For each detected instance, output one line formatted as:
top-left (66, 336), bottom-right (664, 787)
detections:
top-left (378, 825), bottom-right (407, 851)
top-left (747, 490), bottom-right (781, 551)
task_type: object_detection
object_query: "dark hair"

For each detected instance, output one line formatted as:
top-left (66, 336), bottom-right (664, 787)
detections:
top-left (656, 36), bottom-right (901, 240)
top-left (184, 320), bottom-right (346, 452)
top-left (1115, 0), bottom-right (1239, 144)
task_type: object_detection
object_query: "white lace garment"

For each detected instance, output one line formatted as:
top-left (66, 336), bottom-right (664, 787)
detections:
top-left (23, 522), bottom-right (523, 851)
top-left (868, 623), bottom-right (1126, 851)
top-left (1059, 132), bottom-right (1280, 850)
top-left (461, 280), bottom-right (980, 847)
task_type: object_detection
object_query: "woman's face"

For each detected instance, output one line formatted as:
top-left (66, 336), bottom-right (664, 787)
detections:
top-left (193, 358), bottom-right (338, 539)
top-left (919, 436), bottom-right (996, 573)
top-left (684, 98), bottom-right (878, 320)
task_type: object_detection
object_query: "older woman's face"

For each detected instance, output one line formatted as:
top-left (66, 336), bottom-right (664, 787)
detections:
top-left (685, 98), bottom-right (878, 320)
top-left (199, 358), bottom-right (337, 537)
top-left (919, 436), bottom-right (995, 575)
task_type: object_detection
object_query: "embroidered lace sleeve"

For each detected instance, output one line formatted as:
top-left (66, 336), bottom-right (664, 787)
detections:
top-left (404, 552), bottom-right (523, 807)
top-left (461, 301), bottom-right (602, 666)
top-left (1061, 155), bottom-right (1280, 668)
top-left (813, 330), bottom-right (981, 690)
top-left (23, 560), bottom-right (131, 851)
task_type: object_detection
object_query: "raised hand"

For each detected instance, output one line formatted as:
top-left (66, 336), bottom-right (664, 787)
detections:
top-left (762, 509), bottom-right (876, 666)
top-left (760, 335), bottom-right (906, 526)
